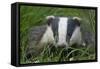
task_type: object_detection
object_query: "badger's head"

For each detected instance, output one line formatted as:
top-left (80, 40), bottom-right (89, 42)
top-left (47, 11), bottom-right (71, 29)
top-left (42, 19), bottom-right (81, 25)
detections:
top-left (40, 16), bottom-right (82, 47)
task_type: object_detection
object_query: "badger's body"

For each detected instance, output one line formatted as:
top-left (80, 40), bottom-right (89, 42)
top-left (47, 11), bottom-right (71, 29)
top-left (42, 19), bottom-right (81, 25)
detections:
top-left (26, 16), bottom-right (94, 59)
top-left (39, 16), bottom-right (84, 47)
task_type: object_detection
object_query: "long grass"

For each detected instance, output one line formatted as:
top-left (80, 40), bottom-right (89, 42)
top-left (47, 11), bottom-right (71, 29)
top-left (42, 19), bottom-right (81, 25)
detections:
top-left (20, 6), bottom-right (96, 64)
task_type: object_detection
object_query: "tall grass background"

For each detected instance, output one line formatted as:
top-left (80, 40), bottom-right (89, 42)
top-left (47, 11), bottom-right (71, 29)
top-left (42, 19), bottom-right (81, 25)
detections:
top-left (20, 5), bottom-right (96, 64)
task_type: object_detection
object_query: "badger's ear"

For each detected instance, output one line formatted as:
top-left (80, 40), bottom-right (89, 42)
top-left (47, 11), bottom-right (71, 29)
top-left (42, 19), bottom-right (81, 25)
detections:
top-left (73, 17), bottom-right (82, 21)
top-left (46, 16), bottom-right (55, 26)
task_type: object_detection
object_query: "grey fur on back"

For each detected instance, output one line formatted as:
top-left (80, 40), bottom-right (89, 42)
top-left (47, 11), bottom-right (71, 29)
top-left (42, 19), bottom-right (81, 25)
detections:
top-left (81, 26), bottom-right (95, 46)
top-left (28, 25), bottom-right (47, 47)
top-left (26, 25), bottom-right (47, 58)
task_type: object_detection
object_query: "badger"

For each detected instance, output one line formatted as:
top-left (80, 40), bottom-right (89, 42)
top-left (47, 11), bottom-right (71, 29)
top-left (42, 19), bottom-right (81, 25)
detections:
top-left (39, 16), bottom-right (85, 47)
top-left (26, 15), bottom-right (94, 59)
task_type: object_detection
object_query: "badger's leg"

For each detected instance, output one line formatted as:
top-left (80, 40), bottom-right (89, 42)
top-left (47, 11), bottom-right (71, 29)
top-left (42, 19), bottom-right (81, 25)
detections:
top-left (69, 26), bottom-right (84, 46)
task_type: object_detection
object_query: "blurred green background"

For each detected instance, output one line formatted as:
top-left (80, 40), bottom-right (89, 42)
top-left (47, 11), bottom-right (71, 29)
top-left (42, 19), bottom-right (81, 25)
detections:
top-left (20, 5), bottom-right (96, 64)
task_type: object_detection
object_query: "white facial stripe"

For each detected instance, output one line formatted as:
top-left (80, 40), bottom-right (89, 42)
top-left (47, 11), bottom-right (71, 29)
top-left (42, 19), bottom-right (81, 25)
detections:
top-left (69, 26), bottom-right (82, 46)
top-left (58, 17), bottom-right (68, 45)
top-left (40, 26), bottom-right (55, 44)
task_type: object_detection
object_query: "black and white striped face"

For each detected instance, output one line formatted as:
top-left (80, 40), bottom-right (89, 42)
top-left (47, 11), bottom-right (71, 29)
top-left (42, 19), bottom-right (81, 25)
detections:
top-left (44, 16), bottom-right (82, 47)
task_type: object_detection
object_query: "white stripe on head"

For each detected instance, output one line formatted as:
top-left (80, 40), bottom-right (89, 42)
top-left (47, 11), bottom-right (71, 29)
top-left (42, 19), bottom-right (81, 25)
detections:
top-left (57, 17), bottom-right (68, 46)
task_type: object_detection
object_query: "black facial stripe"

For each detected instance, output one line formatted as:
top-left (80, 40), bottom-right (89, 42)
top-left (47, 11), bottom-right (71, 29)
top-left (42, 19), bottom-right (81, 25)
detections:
top-left (74, 18), bottom-right (80, 26)
top-left (47, 18), bottom-right (54, 26)
top-left (66, 18), bottom-right (80, 43)
top-left (51, 18), bottom-right (59, 42)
